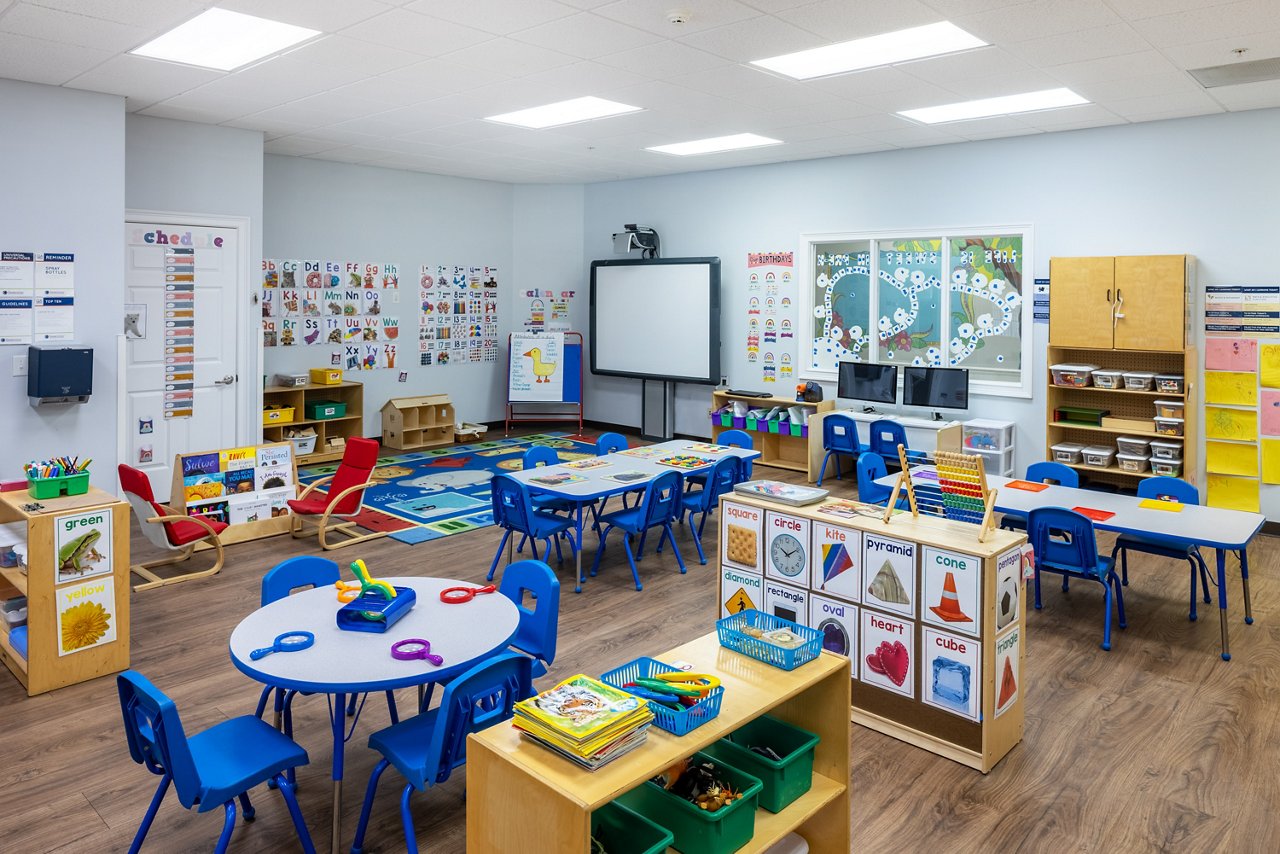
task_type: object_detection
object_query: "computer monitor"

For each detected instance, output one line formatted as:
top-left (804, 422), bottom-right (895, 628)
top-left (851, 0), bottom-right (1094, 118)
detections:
top-left (837, 362), bottom-right (898, 405)
top-left (902, 366), bottom-right (969, 411)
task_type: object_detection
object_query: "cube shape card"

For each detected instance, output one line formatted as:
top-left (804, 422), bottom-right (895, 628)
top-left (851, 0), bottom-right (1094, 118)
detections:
top-left (720, 500), bottom-right (763, 574)
top-left (810, 522), bottom-right (862, 604)
top-left (763, 579), bottom-right (809, 627)
top-left (809, 593), bottom-right (857, 661)
top-left (721, 565), bottom-right (764, 619)
top-left (922, 628), bottom-right (981, 721)
top-left (995, 546), bottom-right (1022, 632)
top-left (765, 511), bottom-right (811, 584)
top-left (862, 533), bottom-right (916, 617)
top-left (860, 608), bottom-right (915, 698)
top-left (921, 547), bottom-right (982, 637)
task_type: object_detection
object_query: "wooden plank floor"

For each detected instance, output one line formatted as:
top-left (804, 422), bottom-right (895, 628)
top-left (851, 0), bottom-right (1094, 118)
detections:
top-left (1, 444), bottom-right (1276, 853)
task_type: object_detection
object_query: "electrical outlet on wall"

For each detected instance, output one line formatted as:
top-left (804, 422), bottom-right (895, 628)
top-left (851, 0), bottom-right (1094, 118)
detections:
top-left (12, 355), bottom-right (27, 377)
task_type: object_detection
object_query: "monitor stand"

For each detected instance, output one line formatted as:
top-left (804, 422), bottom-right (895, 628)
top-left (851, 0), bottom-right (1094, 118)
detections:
top-left (862, 406), bottom-right (878, 414)
top-left (931, 411), bottom-right (946, 422)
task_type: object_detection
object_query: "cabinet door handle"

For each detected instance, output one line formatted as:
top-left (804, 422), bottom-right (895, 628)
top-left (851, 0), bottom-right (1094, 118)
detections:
top-left (1114, 290), bottom-right (1125, 323)
top-left (1107, 288), bottom-right (1112, 303)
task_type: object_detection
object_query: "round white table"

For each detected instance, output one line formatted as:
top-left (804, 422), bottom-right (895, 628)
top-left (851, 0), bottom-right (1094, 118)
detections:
top-left (229, 576), bottom-right (520, 853)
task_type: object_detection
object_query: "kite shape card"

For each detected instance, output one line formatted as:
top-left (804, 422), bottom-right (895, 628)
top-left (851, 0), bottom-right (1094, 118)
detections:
top-left (994, 625), bottom-right (1021, 717)
top-left (995, 547), bottom-right (1022, 632)
top-left (810, 522), bottom-right (862, 604)
top-left (764, 580), bottom-right (809, 627)
top-left (922, 628), bottom-right (981, 721)
top-left (863, 533), bottom-right (916, 618)
top-left (921, 547), bottom-right (982, 638)
top-left (720, 501), bottom-right (763, 574)
top-left (721, 565), bottom-right (764, 619)
top-left (809, 593), bottom-right (858, 661)
top-left (765, 511), bottom-right (811, 583)
top-left (860, 608), bottom-right (915, 698)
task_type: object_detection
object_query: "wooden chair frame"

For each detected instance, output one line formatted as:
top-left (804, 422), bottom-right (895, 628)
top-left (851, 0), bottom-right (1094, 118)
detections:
top-left (289, 474), bottom-right (388, 550)
top-left (130, 506), bottom-right (226, 592)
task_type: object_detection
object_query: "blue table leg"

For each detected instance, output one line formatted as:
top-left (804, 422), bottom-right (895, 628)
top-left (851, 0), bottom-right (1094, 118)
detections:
top-left (574, 502), bottom-right (585, 593)
top-left (331, 691), bottom-right (346, 853)
top-left (1239, 549), bottom-right (1254, 625)
top-left (1216, 550), bottom-right (1231, 661)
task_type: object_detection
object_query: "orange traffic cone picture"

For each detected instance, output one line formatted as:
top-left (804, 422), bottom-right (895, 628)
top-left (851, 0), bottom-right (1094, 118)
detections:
top-left (997, 656), bottom-right (1018, 708)
top-left (928, 571), bottom-right (972, 623)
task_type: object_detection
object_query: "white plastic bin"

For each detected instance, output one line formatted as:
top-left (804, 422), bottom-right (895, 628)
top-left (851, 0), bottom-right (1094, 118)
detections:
top-left (1082, 445), bottom-right (1117, 468)
top-left (972, 446), bottom-right (1016, 477)
top-left (1050, 364), bottom-right (1100, 387)
top-left (1153, 417), bottom-right (1185, 437)
top-left (1155, 374), bottom-right (1185, 394)
top-left (1116, 453), bottom-right (1151, 473)
top-left (1051, 442), bottom-right (1087, 464)
top-left (1151, 458), bottom-right (1183, 477)
top-left (963, 419), bottom-right (1015, 452)
top-left (1154, 400), bottom-right (1184, 419)
top-left (1149, 440), bottom-right (1182, 461)
top-left (1122, 371), bottom-right (1156, 390)
top-left (1091, 369), bottom-right (1124, 389)
top-left (1115, 436), bottom-right (1152, 456)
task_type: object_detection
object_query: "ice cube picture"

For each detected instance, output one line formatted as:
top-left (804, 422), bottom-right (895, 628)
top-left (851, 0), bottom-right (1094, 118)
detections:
top-left (931, 656), bottom-right (971, 709)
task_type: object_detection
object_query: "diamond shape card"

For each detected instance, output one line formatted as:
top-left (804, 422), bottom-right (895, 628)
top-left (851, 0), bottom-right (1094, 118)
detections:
top-left (810, 522), bottom-right (862, 604)
top-left (763, 579), bottom-right (809, 627)
top-left (860, 608), bottom-right (915, 698)
top-left (720, 501), bottom-right (763, 574)
top-left (921, 547), bottom-right (982, 638)
top-left (809, 593), bottom-right (857, 662)
top-left (765, 511), bottom-right (811, 584)
top-left (721, 565), bottom-right (764, 619)
top-left (862, 533), bottom-right (916, 618)
top-left (994, 625), bottom-right (1021, 718)
top-left (995, 546), bottom-right (1022, 632)
top-left (922, 628), bottom-right (981, 721)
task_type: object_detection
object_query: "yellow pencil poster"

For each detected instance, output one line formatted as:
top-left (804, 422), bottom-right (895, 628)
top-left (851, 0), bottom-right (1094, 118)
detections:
top-left (1205, 406), bottom-right (1258, 442)
top-left (56, 577), bottom-right (117, 656)
top-left (1204, 371), bottom-right (1258, 407)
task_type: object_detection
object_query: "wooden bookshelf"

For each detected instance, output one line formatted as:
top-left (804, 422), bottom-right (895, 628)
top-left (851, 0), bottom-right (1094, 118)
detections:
top-left (262, 380), bottom-right (364, 465)
top-left (710, 390), bottom-right (833, 477)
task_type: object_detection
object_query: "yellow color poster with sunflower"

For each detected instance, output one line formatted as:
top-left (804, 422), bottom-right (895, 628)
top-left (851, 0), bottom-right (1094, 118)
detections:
top-left (56, 577), bottom-right (117, 656)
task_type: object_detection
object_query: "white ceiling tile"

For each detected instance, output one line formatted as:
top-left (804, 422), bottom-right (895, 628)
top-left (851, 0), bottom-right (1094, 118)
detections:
top-left (859, 124), bottom-right (967, 147)
top-left (736, 0), bottom-right (820, 11)
top-left (138, 101), bottom-right (234, 124)
top-left (421, 78), bottom-right (586, 118)
top-left (595, 40), bottom-right (729, 78)
top-left (240, 93), bottom-right (391, 127)
top-left (918, 0), bottom-right (1034, 14)
top-left (939, 68), bottom-right (1067, 99)
top-left (441, 37), bottom-right (578, 76)
top-left (806, 65), bottom-right (942, 99)
top-left (510, 11), bottom-right (663, 59)
top-left (1003, 23), bottom-right (1152, 66)
top-left (308, 145), bottom-right (393, 163)
top-left (1162, 29), bottom-right (1280, 71)
top-left (0, 3), bottom-right (149, 51)
top-left (1070, 72), bottom-right (1202, 103)
top-left (1103, 88), bottom-right (1225, 118)
top-left (150, 88), bottom-right (283, 120)
top-left (302, 125), bottom-right (386, 146)
top-left (217, 0), bottom-right (392, 31)
top-left (593, 0), bottom-right (761, 36)
top-left (24, 0), bottom-right (205, 29)
top-left (1103, 0), bottom-right (1239, 21)
top-left (1019, 112), bottom-right (1126, 131)
top-left (263, 135), bottom-right (346, 156)
top-left (360, 59), bottom-right (511, 101)
top-left (341, 9), bottom-right (493, 57)
top-left (763, 100), bottom-right (882, 126)
top-left (1014, 102), bottom-right (1124, 127)
top-left (1047, 50), bottom-right (1183, 84)
top-left (272, 35), bottom-right (423, 76)
top-left (0, 31), bottom-right (114, 84)
top-left (403, 0), bottom-right (575, 36)
top-left (64, 54), bottom-right (221, 102)
top-left (898, 47), bottom-right (1032, 86)
top-left (1211, 77), bottom-right (1280, 110)
top-left (861, 82), bottom-right (970, 112)
top-left (520, 60), bottom-right (651, 93)
top-left (223, 116), bottom-right (314, 137)
top-left (676, 15), bottom-right (822, 62)
top-left (326, 104), bottom-right (471, 136)
top-left (1129, 0), bottom-right (1280, 48)
top-left (929, 114), bottom-right (1033, 135)
top-left (776, 0), bottom-right (943, 41)
top-left (823, 113), bottom-right (933, 134)
top-left (954, 0), bottom-right (1122, 43)
top-left (957, 125), bottom-right (1043, 140)
top-left (559, 0), bottom-right (616, 8)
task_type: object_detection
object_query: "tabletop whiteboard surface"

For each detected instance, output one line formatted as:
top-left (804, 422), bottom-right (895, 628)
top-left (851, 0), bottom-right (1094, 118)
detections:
top-left (229, 577), bottom-right (520, 694)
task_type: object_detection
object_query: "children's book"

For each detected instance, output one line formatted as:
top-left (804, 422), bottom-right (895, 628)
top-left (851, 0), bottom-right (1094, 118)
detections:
top-left (562, 457), bottom-right (611, 470)
top-left (603, 471), bottom-right (651, 484)
top-left (733, 480), bottom-right (828, 506)
top-left (813, 498), bottom-right (882, 519)
top-left (528, 472), bottom-right (585, 487)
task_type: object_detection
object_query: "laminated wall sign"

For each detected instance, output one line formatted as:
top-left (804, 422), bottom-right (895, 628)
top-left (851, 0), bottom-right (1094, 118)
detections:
top-left (746, 251), bottom-right (795, 385)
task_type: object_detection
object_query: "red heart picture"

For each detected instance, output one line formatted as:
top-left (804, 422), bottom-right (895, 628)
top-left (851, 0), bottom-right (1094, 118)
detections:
top-left (865, 651), bottom-right (886, 675)
top-left (867, 640), bottom-right (909, 687)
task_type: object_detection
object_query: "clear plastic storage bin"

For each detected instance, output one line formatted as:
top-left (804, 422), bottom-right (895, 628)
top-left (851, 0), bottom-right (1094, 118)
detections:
top-left (1154, 400), bottom-right (1184, 419)
top-left (1153, 417), bottom-right (1185, 437)
top-left (1051, 442), bottom-right (1087, 464)
top-left (1091, 369), bottom-right (1124, 389)
top-left (1050, 364), bottom-right (1100, 387)
top-left (1151, 459), bottom-right (1183, 477)
top-left (963, 419), bottom-right (1015, 452)
top-left (1149, 440), bottom-right (1182, 461)
top-left (1116, 453), bottom-right (1150, 473)
top-left (1122, 371), bottom-right (1156, 390)
top-left (1082, 445), bottom-right (1117, 468)
top-left (1155, 374), bottom-right (1185, 394)
top-left (1115, 436), bottom-right (1151, 456)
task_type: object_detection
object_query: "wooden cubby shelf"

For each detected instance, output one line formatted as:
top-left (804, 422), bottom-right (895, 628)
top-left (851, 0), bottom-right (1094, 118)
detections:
top-left (710, 390), bottom-right (833, 478)
top-left (262, 380), bottom-right (364, 466)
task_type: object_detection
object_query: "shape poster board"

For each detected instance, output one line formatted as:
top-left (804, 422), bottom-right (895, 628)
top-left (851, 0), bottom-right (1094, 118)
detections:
top-left (921, 546), bottom-right (982, 638)
top-left (860, 608), bottom-right (914, 698)
top-left (509, 333), bottom-right (564, 401)
top-left (810, 521), bottom-right (862, 604)
top-left (809, 594), bottom-right (857, 661)
top-left (765, 511), bottom-right (811, 584)
top-left (862, 533), bottom-right (916, 618)
top-left (57, 576), bottom-right (118, 656)
top-left (720, 501), bottom-right (763, 574)
top-left (54, 508), bottom-right (113, 584)
top-left (995, 546), bottom-right (1022, 632)
top-left (721, 565), bottom-right (764, 618)
top-left (922, 628), bottom-right (981, 721)
top-left (763, 579), bottom-right (808, 626)
top-left (994, 625), bottom-right (1021, 718)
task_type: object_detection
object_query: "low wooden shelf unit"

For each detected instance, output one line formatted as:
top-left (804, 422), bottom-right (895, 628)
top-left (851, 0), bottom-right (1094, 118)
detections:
top-left (262, 380), bottom-right (364, 466)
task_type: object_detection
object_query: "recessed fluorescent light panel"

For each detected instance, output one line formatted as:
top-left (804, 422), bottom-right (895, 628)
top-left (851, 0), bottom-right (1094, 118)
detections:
top-left (751, 21), bottom-right (986, 80)
top-left (130, 8), bottom-right (320, 71)
top-left (899, 88), bottom-right (1089, 123)
top-left (486, 97), bottom-right (642, 129)
top-left (647, 133), bottom-right (782, 156)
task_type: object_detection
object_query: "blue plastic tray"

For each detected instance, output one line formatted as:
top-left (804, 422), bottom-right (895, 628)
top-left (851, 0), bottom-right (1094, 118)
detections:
top-left (599, 657), bottom-right (723, 736)
top-left (717, 610), bottom-right (822, 671)
top-left (336, 586), bottom-right (416, 633)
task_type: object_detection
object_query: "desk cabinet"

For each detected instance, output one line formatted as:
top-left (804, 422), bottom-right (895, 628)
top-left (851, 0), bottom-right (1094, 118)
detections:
top-left (0, 488), bottom-right (130, 696)
top-left (1049, 255), bottom-right (1192, 351)
top-left (711, 390), bottom-right (833, 478)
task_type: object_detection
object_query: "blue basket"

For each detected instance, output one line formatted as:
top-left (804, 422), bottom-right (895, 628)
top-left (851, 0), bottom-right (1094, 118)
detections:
top-left (599, 657), bottom-right (723, 736)
top-left (717, 610), bottom-right (823, 671)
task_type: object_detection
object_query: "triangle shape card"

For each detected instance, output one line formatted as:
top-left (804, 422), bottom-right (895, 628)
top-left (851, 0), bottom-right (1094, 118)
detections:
top-left (997, 656), bottom-right (1018, 708)
top-left (867, 559), bottom-right (909, 605)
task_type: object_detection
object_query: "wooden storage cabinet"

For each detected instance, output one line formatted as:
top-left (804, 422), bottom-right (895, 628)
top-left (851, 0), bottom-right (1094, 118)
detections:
top-left (0, 488), bottom-right (130, 696)
top-left (262, 381), bottom-right (364, 465)
top-left (466, 633), bottom-right (850, 853)
top-left (380, 394), bottom-right (455, 451)
top-left (711, 390), bottom-right (833, 478)
top-left (1050, 255), bottom-right (1192, 351)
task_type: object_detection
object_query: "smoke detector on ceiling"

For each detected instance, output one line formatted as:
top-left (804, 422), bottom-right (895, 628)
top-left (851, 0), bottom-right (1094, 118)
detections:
top-left (667, 9), bottom-right (691, 25)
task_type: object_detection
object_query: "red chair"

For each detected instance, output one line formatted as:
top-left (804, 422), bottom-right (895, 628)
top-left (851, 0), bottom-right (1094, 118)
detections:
top-left (287, 437), bottom-right (388, 550)
top-left (118, 464), bottom-right (229, 592)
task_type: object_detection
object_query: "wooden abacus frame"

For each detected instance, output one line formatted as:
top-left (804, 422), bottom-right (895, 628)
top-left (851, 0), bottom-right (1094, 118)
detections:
top-left (884, 445), bottom-right (998, 542)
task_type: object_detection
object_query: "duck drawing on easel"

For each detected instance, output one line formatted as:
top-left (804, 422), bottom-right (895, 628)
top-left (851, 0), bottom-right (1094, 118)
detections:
top-left (523, 347), bottom-right (556, 383)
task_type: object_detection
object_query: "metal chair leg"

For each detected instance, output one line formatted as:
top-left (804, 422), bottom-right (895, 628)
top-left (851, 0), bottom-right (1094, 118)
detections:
top-left (276, 775), bottom-right (317, 854)
top-left (401, 783), bottom-right (420, 854)
top-left (237, 791), bottom-right (256, 822)
top-left (214, 801), bottom-right (236, 854)
top-left (127, 774), bottom-right (171, 854)
top-left (350, 759), bottom-right (389, 854)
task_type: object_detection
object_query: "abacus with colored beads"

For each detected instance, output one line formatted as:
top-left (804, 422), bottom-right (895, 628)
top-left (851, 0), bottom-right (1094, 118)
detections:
top-left (883, 446), bottom-right (998, 542)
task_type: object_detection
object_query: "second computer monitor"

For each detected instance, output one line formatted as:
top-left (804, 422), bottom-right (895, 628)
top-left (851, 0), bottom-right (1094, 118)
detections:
top-left (837, 361), bottom-right (898, 405)
top-left (902, 366), bottom-right (969, 410)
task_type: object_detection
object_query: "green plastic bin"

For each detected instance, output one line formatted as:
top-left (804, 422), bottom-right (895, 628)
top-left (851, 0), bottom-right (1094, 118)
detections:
top-left (27, 472), bottom-right (90, 499)
top-left (766, 419), bottom-right (782, 434)
top-left (701, 715), bottom-right (819, 813)
top-left (745, 416), bottom-right (760, 431)
top-left (616, 751), bottom-right (763, 854)
top-left (591, 801), bottom-right (674, 854)
top-left (305, 400), bottom-right (347, 420)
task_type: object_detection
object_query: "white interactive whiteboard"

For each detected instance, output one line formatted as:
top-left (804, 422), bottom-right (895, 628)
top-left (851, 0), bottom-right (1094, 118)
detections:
top-left (589, 257), bottom-right (720, 384)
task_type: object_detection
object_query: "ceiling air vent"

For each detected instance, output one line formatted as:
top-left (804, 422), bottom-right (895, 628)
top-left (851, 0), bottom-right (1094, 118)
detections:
top-left (1189, 56), bottom-right (1280, 88)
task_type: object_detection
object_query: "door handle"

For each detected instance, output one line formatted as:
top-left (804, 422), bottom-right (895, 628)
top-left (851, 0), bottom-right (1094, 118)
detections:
top-left (214, 374), bottom-right (235, 385)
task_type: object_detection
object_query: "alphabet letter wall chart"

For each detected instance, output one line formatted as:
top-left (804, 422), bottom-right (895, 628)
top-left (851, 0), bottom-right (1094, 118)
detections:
top-left (745, 251), bottom-right (796, 386)
top-left (261, 259), bottom-right (400, 371)
top-left (419, 264), bottom-right (499, 367)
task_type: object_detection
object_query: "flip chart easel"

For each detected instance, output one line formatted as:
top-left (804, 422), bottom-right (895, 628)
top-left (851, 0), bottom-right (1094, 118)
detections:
top-left (505, 331), bottom-right (584, 435)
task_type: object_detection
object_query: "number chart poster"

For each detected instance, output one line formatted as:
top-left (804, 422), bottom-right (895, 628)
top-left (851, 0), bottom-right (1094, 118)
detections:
top-left (419, 264), bottom-right (500, 367)
top-left (55, 509), bottom-right (113, 584)
top-left (57, 577), bottom-right (118, 656)
top-left (509, 333), bottom-right (564, 401)
top-left (746, 251), bottom-right (795, 386)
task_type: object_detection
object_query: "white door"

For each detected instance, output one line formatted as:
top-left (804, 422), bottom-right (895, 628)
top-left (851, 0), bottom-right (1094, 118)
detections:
top-left (124, 221), bottom-right (242, 503)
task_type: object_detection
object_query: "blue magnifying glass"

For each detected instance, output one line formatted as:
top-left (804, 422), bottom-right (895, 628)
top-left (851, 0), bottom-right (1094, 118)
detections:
top-left (249, 630), bottom-right (315, 660)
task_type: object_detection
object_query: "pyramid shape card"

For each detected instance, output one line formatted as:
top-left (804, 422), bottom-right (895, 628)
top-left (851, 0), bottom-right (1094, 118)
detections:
top-left (720, 566), bottom-right (763, 619)
top-left (809, 594), bottom-right (857, 659)
top-left (921, 547), bottom-right (981, 637)
top-left (810, 523), bottom-right (862, 603)
top-left (863, 533), bottom-right (915, 617)
top-left (922, 628), bottom-right (981, 721)
top-left (994, 626), bottom-right (1021, 717)
top-left (995, 547), bottom-right (1022, 631)
top-left (860, 608), bottom-right (914, 698)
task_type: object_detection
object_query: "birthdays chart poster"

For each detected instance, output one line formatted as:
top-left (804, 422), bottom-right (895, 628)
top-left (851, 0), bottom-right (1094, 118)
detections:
top-left (745, 251), bottom-right (796, 386)
top-left (418, 264), bottom-right (500, 367)
top-left (261, 259), bottom-right (401, 370)
top-left (0, 251), bottom-right (76, 345)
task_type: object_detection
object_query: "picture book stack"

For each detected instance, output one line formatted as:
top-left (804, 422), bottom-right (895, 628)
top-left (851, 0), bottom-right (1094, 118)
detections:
top-left (513, 674), bottom-right (654, 770)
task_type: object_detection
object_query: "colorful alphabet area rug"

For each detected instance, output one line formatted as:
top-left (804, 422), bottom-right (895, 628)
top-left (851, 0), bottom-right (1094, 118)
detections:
top-left (296, 432), bottom-right (599, 545)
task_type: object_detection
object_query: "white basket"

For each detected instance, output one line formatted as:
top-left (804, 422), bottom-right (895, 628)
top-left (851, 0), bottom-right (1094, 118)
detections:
top-left (289, 433), bottom-right (318, 455)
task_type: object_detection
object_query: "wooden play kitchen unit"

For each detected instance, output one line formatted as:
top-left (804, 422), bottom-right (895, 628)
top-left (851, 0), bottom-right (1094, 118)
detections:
top-left (717, 493), bottom-right (1027, 773)
top-left (466, 632), bottom-right (851, 853)
top-left (0, 487), bottom-right (130, 695)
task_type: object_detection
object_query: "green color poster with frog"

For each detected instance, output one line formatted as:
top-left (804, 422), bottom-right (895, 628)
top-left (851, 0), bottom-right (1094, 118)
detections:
top-left (55, 509), bottom-right (113, 584)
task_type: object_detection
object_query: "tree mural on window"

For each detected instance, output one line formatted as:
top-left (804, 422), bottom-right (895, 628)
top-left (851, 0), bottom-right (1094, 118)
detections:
top-left (947, 236), bottom-right (1023, 382)
top-left (877, 239), bottom-right (942, 366)
top-left (810, 240), bottom-right (871, 372)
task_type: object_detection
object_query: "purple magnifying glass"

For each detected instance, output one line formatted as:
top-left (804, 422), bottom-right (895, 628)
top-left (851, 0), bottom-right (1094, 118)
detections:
top-left (390, 638), bottom-right (443, 666)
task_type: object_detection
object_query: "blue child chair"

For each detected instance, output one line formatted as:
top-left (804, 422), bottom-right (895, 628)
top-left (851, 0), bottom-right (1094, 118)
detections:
top-left (816, 414), bottom-right (864, 486)
top-left (349, 653), bottom-right (534, 854)
top-left (1028, 506), bottom-right (1127, 651)
top-left (596, 432), bottom-right (628, 455)
top-left (499, 558), bottom-right (560, 678)
top-left (856, 452), bottom-right (893, 505)
top-left (522, 445), bottom-right (575, 516)
top-left (999, 461), bottom-right (1079, 532)
top-left (714, 429), bottom-right (754, 480)
top-left (590, 469), bottom-right (686, 590)
top-left (117, 670), bottom-right (317, 854)
top-left (487, 474), bottom-right (578, 582)
top-left (679, 455), bottom-right (743, 565)
top-left (867, 419), bottom-right (910, 460)
top-left (1111, 476), bottom-right (1212, 620)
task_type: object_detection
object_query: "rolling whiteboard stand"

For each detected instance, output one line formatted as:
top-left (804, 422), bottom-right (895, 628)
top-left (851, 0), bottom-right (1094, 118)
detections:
top-left (640, 379), bottom-right (675, 441)
top-left (506, 332), bottom-right (584, 435)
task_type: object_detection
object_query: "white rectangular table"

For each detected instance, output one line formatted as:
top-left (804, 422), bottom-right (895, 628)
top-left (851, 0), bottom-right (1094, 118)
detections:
top-left (504, 440), bottom-right (760, 592)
